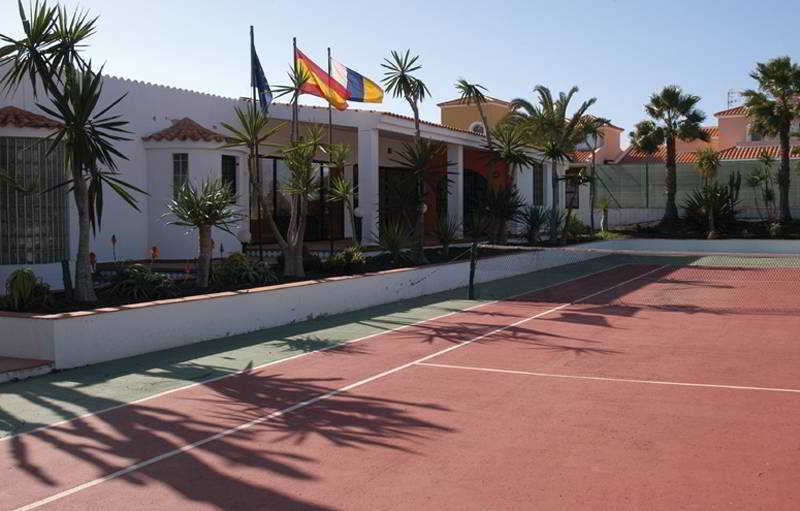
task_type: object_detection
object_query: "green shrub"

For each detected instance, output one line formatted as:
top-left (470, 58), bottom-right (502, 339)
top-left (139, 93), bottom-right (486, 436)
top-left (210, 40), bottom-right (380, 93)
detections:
top-left (378, 220), bottom-right (413, 264)
top-left (432, 216), bottom-right (461, 255)
top-left (109, 264), bottom-right (175, 301)
top-left (3, 268), bottom-right (49, 311)
top-left (769, 222), bottom-right (785, 238)
top-left (212, 252), bottom-right (277, 287)
top-left (682, 183), bottom-right (740, 232)
top-left (327, 245), bottom-right (367, 275)
top-left (518, 206), bottom-right (547, 244)
top-left (481, 185), bottom-right (524, 244)
top-left (564, 215), bottom-right (588, 241)
top-left (544, 207), bottom-right (566, 244)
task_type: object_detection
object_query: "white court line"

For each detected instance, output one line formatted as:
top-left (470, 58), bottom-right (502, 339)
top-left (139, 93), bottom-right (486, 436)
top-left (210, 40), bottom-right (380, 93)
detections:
top-left (0, 262), bottom-right (633, 443)
top-left (9, 265), bottom-right (666, 511)
top-left (415, 362), bottom-right (800, 394)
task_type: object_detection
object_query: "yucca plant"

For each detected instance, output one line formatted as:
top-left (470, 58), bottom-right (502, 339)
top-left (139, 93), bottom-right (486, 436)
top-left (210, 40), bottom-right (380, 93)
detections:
top-left (389, 138), bottom-right (451, 263)
top-left (519, 205), bottom-right (547, 244)
top-left (432, 216), bottom-right (461, 256)
top-left (481, 185), bottom-right (524, 244)
top-left (108, 264), bottom-right (174, 301)
top-left (211, 252), bottom-right (276, 287)
top-left (682, 183), bottom-right (740, 234)
top-left (165, 179), bottom-right (242, 288)
top-left (3, 268), bottom-right (49, 312)
top-left (1, 2), bottom-right (144, 302)
top-left (377, 220), bottom-right (413, 265)
top-left (544, 207), bottom-right (566, 244)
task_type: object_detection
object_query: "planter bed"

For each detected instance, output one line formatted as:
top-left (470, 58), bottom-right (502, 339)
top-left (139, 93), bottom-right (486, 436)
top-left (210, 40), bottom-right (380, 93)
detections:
top-left (0, 247), bottom-right (603, 370)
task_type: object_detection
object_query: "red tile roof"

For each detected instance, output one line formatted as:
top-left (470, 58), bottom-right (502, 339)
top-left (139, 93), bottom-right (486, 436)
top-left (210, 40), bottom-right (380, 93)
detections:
top-left (0, 106), bottom-right (62, 129)
top-left (714, 105), bottom-right (748, 117)
top-left (617, 144), bottom-right (800, 165)
top-left (703, 126), bottom-right (719, 137)
top-left (436, 97), bottom-right (511, 107)
top-left (142, 118), bottom-right (226, 142)
top-left (717, 145), bottom-right (800, 161)
top-left (569, 150), bottom-right (595, 163)
top-left (618, 146), bottom-right (699, 164)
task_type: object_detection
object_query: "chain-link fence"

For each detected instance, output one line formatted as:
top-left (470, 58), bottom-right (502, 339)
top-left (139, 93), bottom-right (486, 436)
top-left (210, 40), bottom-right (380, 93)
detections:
top-left (594, 162), bottom-right (800, 216)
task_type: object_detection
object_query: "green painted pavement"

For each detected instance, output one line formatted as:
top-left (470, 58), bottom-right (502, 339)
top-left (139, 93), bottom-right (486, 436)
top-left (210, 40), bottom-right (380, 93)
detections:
top-left (0, 256), bottom-right (632, 439)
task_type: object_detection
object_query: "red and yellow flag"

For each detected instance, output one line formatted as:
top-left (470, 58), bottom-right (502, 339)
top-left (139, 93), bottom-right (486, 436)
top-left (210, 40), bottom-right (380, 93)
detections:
top-left (295, 48), bottom-right (349, 111)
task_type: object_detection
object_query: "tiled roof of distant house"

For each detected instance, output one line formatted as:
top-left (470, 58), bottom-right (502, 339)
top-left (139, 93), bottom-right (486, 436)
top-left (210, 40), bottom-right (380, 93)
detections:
top-left (703, 126), bottom-right (719, 137)
top-left (0, 106), bottom-right (62, 129)
top-left (569, 150), bottom-right (595, 163)
top-left (436, 97), bottom-right (512, 107)
top-left (717, 144), bottom-right (800, 160)
top-left (714, 105), bottom-right (749, 117)
top-left (142, 118), bottom-right (226, 142)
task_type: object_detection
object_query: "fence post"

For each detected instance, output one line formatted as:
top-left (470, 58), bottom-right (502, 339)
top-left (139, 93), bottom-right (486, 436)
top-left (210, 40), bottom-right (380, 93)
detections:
top-left (468, 242), bottom-right (478, 299)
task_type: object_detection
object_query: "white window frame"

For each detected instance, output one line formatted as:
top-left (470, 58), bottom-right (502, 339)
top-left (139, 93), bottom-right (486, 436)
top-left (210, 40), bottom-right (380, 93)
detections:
top-left (468, 121), bottom-right (485, 136)
top-left (172, 153), bottom-right (189, 198)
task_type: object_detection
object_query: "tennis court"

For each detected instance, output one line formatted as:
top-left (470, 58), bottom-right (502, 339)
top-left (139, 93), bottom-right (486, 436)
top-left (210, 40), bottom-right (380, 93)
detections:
top-left (2, 250), bottom-right (800, 510)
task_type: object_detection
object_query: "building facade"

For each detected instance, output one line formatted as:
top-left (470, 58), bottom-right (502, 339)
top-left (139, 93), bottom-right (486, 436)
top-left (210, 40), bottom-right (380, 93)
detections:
top-left (1, 75), bottom-right (561, 287)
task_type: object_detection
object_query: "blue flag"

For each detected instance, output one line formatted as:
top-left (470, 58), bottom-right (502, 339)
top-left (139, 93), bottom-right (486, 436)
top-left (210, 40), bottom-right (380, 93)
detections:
top-left (250, 38), bottom-right (272, 112)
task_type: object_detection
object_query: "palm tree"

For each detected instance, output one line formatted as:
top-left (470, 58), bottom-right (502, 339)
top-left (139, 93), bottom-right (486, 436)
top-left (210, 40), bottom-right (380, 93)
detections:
top-left (488, 122), bottom-right (538, 241)
top-left (166, 179), bottom-right (242, 287)
top-left (582, 117), bottom-right (610, 231)
top-left (1, 2), bottom-right (142, 303)
top-left (272, 64), bottom-right (311, 142)
top-left (382, 50), bottom-right (430, 262)
top-left (382, 50), bottom-right (430, 140)
top-left (455, 79), bottom-right (491, 146)
top-left (695, 147), bottom-right (721, 238)
top-left (639, 86), bottom-right (709, 225)
top-left (510, 86), bottom-right (596, 244)
top-left (742, 56), bottom-right (800, 223)
top-left (628, 120), bottom-right (662, 209)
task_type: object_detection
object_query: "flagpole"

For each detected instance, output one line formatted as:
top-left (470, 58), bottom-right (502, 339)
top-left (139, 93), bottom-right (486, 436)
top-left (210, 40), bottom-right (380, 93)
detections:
top-left (325, 47), bottom-right (334, 251)
top-left (291, 37), bottom-right (298, 142)
top-left (250, 26), bottom-right (264, 262)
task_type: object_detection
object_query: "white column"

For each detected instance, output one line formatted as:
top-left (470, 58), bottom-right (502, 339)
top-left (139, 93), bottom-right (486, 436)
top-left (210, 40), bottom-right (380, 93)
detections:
top-left (515, 163), bottom-right (534, 235)
top-left (446, 143), bottom-right (464, 238)
top-left (357, 129), bottom-right (380, 244)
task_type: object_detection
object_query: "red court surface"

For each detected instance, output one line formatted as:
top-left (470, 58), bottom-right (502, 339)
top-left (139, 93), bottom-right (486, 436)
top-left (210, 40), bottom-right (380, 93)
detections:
top-left (2, 262), bottom-right (800, 510)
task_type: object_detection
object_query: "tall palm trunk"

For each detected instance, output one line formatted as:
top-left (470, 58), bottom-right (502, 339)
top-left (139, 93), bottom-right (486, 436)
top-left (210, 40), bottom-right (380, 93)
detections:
top-left (72, 161), bottom-right (97, 302)
top-left (550, 159), bottom-right (560, 244)
top-left (197, 225), bottom-right (213, 287)
top-left (663, 136), bottom-right (679, 223)
top-left (407, 96), bottom-right (428, 264)
top-left (778, 128), bottom-right (792, 223)
top-left (589, 139), bottom-right (597, 232)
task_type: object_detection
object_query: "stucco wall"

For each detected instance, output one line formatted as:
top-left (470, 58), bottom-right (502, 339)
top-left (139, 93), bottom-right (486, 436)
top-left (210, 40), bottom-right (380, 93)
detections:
top-left (1, 248), bottom-right (603, 369)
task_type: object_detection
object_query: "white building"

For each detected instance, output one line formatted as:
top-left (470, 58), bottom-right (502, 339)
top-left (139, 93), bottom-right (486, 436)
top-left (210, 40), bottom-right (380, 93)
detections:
top-left (0, 74), bottom-right (576, 288)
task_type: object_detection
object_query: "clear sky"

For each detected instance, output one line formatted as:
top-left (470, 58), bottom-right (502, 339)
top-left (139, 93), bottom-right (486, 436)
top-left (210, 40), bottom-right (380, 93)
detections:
top-left (2, 0), bottom-right (798, 146)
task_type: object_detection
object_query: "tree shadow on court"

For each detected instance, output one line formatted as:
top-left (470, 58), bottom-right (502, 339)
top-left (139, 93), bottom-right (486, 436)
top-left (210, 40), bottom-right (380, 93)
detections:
top-left (4, 364), bottom-right (454, 510)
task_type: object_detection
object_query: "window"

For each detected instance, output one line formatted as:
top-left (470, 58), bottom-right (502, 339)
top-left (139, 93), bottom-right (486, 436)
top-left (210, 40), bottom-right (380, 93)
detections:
top-left (221, 155), bottom-right (237, 193)
top-left (0, 137), bottom-right (68, 264)
top-left (532, 161), bottom-right (545, 206)
top-left (468, 121), bottom-right (485, 136)
top-left (748, 125), bottom-right (763, 142)
top-left (172, 153), bottom-right (188, 198)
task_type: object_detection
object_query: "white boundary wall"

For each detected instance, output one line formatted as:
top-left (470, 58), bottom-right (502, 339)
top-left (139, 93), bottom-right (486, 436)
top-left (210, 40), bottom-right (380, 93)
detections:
top-left (0, 249), bottom-right (602, 369)
top-left (582, 238), bottom-right (800, 254)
